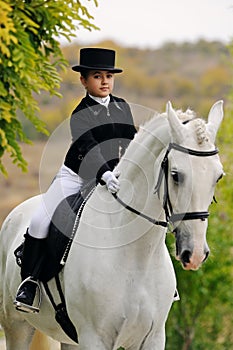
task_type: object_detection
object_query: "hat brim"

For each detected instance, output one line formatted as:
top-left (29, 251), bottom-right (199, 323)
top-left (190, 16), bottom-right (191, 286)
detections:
top-left (72, 65), bottom-right (123, 73)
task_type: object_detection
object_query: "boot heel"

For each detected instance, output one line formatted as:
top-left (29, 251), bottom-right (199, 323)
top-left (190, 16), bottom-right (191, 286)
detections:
top-left (14, 231), bottom-right (46, 313)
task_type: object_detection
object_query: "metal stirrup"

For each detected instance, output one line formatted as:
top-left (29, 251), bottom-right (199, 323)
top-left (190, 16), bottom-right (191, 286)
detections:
top-left (14, 276), bottom-right (42, 313)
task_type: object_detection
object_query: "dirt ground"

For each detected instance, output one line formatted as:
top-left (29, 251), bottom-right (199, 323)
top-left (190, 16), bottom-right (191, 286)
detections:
top-left (0, 142), bottom-right (45, 226)
top-left (0, 334), bottom-right (60, 349)
top-left (0, 140), bottom-right (64, 227)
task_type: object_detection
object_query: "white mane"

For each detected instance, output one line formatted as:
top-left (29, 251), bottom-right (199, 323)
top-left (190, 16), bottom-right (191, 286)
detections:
top-left (122, 108), bottom-right (210, 164)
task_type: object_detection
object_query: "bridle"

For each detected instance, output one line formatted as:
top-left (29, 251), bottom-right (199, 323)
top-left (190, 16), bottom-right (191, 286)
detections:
top-left (113, 142), bottom-right (219, 229)
top-left (154, 142), bottom-right (218, 224)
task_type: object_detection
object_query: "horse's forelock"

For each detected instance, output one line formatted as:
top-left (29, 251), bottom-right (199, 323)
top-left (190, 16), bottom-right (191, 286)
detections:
top-left (174, 109), bottom-right (209, 145)
top-left (176, 108), bottom-right (196, 123)
top-left (193, 118), bottom-right (209, 144)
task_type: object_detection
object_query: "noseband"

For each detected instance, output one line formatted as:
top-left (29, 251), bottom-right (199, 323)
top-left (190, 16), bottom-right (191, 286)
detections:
top-left (113, 142), bottom-right (219, 228)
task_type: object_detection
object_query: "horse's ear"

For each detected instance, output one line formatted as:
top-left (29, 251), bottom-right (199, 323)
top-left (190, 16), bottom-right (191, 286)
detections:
top-left (206, 100), bottom-right (224, 143)
top-left (166, 101), bottom-right (185, 142)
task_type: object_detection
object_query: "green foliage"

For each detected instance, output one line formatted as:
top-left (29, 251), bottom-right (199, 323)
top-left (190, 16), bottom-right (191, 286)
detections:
top-left (0, 0), bottom-right (98, 175)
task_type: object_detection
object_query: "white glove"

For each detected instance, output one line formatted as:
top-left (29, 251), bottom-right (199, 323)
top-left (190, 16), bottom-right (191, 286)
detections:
top-left (101, 170), bottom-right (120, 194)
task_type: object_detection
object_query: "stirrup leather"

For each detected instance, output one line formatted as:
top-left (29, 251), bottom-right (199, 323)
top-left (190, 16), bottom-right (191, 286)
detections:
top-left (14, 277), bottom-right (42, 313)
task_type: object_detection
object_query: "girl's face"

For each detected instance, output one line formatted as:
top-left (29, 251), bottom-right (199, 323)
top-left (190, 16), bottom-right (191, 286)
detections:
top-left (80, 70), bottom-right (115, 98)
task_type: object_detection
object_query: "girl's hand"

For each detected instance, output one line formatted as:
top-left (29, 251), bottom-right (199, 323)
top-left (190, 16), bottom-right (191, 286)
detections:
top-left (101, 170), bottom-right (120, 193)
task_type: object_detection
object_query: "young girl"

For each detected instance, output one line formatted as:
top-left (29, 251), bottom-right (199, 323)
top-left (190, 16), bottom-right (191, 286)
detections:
top-left (14, 47), bottom-right (137, 312)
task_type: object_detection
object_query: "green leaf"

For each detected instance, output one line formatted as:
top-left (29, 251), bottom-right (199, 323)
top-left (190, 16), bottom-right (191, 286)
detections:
top-left (0, 0), bottom-right (99, 175)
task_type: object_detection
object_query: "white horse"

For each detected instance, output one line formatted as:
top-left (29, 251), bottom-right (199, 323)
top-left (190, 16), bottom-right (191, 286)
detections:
top-left (0, 101), bottom-right (224, 350)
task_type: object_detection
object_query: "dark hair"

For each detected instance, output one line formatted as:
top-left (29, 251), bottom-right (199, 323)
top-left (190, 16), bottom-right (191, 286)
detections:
top-left (79, 69), bottom-right (90, 79)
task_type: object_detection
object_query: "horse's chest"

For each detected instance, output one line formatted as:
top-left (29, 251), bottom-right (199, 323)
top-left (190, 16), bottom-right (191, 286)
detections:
top-left (110, 270), bottom-right (175, 340)
top-left (107, 288), bottom-right (160, 348)
top-left (125, 295), bottom-right (154, 333)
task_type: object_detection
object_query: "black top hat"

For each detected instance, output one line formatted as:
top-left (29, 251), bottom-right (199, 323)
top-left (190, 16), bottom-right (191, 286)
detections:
top-left (72, 48), bottom-right (123, 73)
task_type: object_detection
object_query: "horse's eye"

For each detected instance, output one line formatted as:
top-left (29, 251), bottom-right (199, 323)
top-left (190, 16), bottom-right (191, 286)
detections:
top-left (171, 171), bottom-right (184, 184)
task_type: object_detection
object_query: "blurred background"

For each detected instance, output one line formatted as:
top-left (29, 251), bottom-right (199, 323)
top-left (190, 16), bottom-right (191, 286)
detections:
top-left (0, 1), bottom-right (233, 349)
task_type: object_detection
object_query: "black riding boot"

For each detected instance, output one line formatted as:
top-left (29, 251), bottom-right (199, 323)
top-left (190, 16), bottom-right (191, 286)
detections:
top-left (14, 231), bottom-right (46, 313)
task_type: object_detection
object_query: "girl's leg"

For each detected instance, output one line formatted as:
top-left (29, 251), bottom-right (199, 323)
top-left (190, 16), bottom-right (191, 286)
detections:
top-left (29, 165), bottom-right (84, 239)
top-left (14, 165), bottom-right (83, 311)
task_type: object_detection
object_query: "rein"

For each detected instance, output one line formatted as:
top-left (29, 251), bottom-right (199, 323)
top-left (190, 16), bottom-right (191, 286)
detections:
top-left (113, 142), bottom-right (219, 228)
top-left (112, 193), bottom-right (168, 227)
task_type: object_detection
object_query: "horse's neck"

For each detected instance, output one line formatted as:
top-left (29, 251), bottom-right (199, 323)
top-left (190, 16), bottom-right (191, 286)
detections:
top-left (116, 127), bottom-right (166, 220)
top-left (90, 181), bottom-right (167, 268)
top-left (107, 134), bottom-right (167, 259)
top-left (78, 120), bottom-right (169, 264)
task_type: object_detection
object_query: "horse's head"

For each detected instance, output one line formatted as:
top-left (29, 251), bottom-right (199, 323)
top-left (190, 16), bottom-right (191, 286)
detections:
top-left (164, 101), bottom-right (224, 270)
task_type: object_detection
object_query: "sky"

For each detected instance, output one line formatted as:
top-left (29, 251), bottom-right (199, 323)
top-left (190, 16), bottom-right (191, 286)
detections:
top-left (71, 0), bottom-right (233, 49)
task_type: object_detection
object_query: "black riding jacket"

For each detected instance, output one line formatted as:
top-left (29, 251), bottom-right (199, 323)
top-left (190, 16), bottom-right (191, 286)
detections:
top-left (64, 94), bottom-right (137, 182)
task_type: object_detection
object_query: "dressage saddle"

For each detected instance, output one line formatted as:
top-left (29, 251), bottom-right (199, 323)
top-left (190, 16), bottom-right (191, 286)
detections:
top-left (15, 181), bottom-right (95, 282)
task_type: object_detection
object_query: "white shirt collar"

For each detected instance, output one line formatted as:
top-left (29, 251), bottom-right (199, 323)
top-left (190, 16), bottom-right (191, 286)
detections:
top-left (89, 94), bottom-right (110, 107)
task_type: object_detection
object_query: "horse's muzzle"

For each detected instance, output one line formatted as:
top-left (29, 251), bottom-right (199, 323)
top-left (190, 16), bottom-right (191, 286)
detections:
top-left (174, 228), bottom-right (210, 270)
top-left (177, 249), bottom-right (210, 270)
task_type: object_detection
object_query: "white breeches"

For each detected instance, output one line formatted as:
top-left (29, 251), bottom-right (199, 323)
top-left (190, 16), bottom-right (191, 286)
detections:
top-left (29, 165), bottom-right (84, 239)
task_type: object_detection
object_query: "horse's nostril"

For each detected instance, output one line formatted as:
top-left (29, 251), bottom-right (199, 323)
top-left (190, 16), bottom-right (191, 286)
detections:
top-left (203, 250), bottom-right (209, 262)
top-left (180, 250), bottom-right (191, 265)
